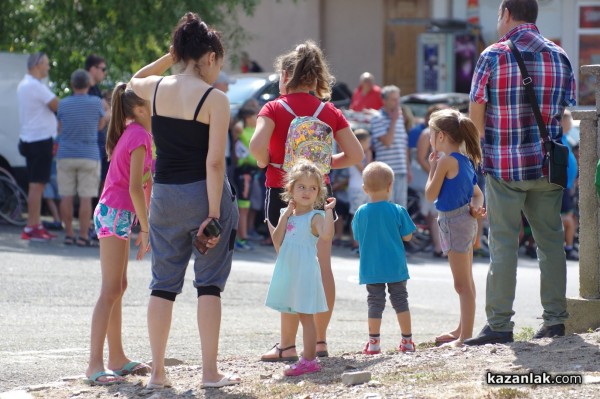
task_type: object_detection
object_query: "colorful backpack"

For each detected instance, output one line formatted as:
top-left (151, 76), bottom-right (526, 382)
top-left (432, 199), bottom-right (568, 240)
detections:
top-left (270, 99), bottom-right (333, 175)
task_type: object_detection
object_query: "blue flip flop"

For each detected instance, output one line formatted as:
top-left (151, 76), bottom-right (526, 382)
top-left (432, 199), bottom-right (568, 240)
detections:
top-left (84, 371), bottom-right (124, 386)
top-left (112, 361), bottom-right (150, 377)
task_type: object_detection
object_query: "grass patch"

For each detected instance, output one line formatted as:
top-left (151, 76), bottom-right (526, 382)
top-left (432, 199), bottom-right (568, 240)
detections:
top-left (513, 327), bottom-right (535, 341)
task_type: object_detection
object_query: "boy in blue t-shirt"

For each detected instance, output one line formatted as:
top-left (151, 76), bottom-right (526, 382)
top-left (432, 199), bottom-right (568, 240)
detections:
top-left (352, 161), bottom-right (417, 354)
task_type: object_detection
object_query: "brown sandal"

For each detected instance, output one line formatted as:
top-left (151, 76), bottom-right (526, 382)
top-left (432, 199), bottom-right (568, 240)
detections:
top-left (316, 340), bottom-right (329, 358)
top-left (260, 343), bottom-right (298, 362)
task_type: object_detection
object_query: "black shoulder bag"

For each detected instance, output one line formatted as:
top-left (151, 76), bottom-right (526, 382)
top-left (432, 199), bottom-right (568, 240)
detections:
top-left (507, 39), bottom-right (569, 189)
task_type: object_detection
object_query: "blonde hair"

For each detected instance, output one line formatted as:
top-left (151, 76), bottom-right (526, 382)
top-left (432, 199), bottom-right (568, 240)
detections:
top-left (275, 40), bottom-right (334, 101)
top-left (362, 161), bottom-right (394, 192)
top-left (428, 108), bottom-right (482, 167)
top-left (280, 160), bottom-right (327, 208)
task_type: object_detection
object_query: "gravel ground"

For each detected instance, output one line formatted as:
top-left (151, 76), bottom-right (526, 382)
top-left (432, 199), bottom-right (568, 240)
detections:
top-left (3, 331), bottom-right (600, 399)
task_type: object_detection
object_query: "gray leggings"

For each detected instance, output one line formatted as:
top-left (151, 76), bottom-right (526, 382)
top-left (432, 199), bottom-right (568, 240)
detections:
top-left (367, 281), bottom-right (409, 319)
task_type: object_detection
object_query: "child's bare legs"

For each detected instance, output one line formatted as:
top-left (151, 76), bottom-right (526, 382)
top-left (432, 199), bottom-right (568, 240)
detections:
top-left (315, 237), bottom-right (334, 354)
top-left (238, 206), bottom-right (249, 240)
top-left (299, 313), bottom-right (317, 360)
top-left (147, 295), bottom-right (174, 386)
top-left (447, 250), bottom-right (476, 344)
top-left (86, 236), bottom-right (129, 381)
top-left (45, 198), bottom-right (61, 223)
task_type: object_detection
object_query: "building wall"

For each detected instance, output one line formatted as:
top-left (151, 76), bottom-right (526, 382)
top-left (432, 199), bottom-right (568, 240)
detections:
top-left (322, 0), bottom-right (385, 88)
top-left (233, 0), bottom-right (321, 74)
top-left (233, 0), bottom-right (384, 88)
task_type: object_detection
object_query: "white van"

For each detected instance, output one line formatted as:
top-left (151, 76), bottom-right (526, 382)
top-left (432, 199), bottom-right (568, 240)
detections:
top-left (0, 52), bottom-right (32, 188)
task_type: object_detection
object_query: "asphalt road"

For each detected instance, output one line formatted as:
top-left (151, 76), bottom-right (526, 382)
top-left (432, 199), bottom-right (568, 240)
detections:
top-left (0, 222), bottom-right (580, 392)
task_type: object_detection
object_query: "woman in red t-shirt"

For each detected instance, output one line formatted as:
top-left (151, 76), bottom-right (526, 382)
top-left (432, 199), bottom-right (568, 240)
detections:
top-left (250, 40), bottom-right (364, 362)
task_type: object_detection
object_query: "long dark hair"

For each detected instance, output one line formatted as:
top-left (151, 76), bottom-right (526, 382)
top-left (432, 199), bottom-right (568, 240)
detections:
top-left (106, 83), bottom-right (147, 159)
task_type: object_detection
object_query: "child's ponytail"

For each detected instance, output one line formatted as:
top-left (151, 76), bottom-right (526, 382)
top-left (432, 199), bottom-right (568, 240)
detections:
top-left (458, 115), bottom-right (482, 168)
top-left (428, 109), bottom-right (482, 167)
top-left (106, 83), bottom-right (148, 160)
top-left (106, 83), bottom-right (128, 160)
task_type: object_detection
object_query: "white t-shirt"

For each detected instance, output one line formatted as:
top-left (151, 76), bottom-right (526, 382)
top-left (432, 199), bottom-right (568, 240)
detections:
top-left (17, 74), bottom-right (58, 142)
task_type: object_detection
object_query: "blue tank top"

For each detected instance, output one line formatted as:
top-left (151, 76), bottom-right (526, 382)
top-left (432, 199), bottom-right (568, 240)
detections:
top-left (151, 79), bottom-right (213, 184)
top-left (434, 152), bottom-right (476, 212)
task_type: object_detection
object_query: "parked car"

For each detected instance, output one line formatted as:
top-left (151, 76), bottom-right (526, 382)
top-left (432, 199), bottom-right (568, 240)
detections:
top-left (400, 92), bottom-right (470, 119)
top-left (226, 72), bottom-right (352, 116)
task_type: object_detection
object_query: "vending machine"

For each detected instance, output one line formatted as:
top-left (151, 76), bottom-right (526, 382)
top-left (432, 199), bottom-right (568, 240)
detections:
top-left (417, 25), bottom-right (478, 94)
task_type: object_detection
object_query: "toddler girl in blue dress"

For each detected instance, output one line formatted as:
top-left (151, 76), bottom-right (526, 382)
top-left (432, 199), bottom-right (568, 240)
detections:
top-left (265, 160), bottom-right (336, 376)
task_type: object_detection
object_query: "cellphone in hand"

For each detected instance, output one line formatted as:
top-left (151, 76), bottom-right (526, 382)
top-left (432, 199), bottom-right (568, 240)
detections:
top-left (193, 219), bottom-right (223, 255)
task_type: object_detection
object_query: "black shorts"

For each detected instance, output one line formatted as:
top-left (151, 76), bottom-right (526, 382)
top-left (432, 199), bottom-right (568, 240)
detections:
top-left (18, 138), bottom-right (53, 184)
top-left (234, 165), bottom-right (258, 202)
top-left (561, 189), bottom-right (574, 214)
top-left (264, 185), bottom-right (337, 227)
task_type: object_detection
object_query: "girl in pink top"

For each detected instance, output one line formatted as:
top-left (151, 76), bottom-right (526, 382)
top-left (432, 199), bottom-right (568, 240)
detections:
top-left (85, 84), bottom-right (152, 385)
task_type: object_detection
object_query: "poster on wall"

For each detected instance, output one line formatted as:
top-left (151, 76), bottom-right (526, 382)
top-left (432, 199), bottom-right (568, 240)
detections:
top-left (420, 33), bottom-right (447, 93)
top-left (578, 34), bottom-right (600, 106)
top-left (454, 34), bottom-right (477, 94)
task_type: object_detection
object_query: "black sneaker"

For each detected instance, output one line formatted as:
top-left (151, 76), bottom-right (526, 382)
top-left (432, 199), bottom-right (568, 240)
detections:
top-left (533, 324), bottom-right (565, 339)
top-left (565, 248), bottom-right (579, 261)
top-left (463, 324), bottom-right (513, 346)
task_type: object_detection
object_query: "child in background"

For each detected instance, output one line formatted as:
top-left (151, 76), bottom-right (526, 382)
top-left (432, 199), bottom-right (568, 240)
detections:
top-left (330, 167), bottom-right (350, 246)
top-left (85, 84), bottom-right (152, 385)
top-left (424, 109), bottom-right (486, 347)
top-left (265, 160), bottom-right (336, 376)
top-left (352, 161), bottom-right (417, 354)
top-left (232, 100), bottom-right (260, 250)
top-left (348, 129), bottom-right (372, 254)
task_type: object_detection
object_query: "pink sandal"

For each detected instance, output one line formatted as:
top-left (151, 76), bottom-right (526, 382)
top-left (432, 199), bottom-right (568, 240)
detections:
top-left (284, 357), bottom-right (321, 376)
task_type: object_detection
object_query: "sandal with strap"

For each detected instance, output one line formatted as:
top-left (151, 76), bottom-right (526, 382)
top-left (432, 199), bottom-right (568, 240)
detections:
top-left (76, 236), bottom-right (98, 247)
top-left (64, 236), bottom-right (76, 245)
top-left (316, 340), bottom-right (329, 358)
top-left (260, 343), bottom-right (298, 362)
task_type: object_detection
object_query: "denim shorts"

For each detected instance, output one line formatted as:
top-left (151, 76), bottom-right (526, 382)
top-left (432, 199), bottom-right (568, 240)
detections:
top-left (437, 204), bottom-right (477, 255)
top-left (94, 202), bottom-right (134, 240)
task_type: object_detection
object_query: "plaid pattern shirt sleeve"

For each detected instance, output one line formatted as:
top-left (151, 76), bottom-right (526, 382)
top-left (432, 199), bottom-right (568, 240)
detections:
top-left (469, 24), bottom-right (576, 182)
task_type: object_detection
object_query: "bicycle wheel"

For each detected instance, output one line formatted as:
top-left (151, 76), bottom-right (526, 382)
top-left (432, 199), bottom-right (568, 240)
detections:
top-left (0, 176), bottom-right (28, 226)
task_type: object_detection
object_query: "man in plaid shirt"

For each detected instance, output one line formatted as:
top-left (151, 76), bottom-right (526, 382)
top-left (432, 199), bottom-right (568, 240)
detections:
top-left (465, 0), bottom-right (576, 346)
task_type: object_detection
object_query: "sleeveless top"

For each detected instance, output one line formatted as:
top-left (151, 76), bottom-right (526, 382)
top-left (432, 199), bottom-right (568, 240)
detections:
top-left (434, 152), bottom-right (476, 212)
top-left (151, 78), bottom-right (213, 184)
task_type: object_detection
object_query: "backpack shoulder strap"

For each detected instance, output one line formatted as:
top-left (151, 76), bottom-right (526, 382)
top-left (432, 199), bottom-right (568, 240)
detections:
top-left (312, 101), bottom-right (327, 118)
top-left (277, 99), bottom-right (298, 117)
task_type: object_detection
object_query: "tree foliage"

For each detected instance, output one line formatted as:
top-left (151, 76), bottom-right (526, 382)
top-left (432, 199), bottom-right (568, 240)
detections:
top-left (0, 0), bottom-right (258, 95)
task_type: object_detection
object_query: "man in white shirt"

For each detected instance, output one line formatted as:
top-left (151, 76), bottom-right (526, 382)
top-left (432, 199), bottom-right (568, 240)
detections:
top-left (17, 52), bottom-right (59, 241)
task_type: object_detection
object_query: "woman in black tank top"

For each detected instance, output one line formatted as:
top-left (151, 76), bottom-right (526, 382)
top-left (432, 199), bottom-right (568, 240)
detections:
top-left (129, 12), bottom-right (241, 389)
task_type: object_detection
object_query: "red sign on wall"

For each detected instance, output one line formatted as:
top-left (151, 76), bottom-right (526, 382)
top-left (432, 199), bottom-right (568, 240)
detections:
top-left (580, 6), bottom-right (600, 28)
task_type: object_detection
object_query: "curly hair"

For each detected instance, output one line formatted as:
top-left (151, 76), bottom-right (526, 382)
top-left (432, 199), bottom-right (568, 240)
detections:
top-left (280, 160), bottom-right (327, 209)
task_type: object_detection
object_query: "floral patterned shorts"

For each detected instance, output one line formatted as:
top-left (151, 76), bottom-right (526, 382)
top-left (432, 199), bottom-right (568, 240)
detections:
top-left (94, 202), bottom-right (135, 240)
